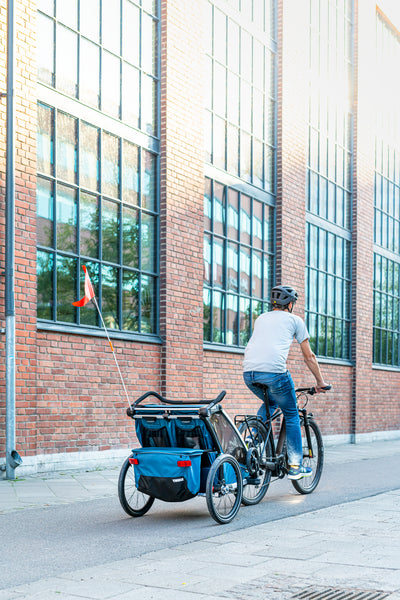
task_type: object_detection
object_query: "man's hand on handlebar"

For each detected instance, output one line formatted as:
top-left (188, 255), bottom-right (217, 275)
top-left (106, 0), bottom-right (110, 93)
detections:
top-left (315, 383), bottom-right (331, 394)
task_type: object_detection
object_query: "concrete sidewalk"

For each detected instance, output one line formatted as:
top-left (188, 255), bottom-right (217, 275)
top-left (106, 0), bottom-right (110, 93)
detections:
top-left (1, 440), bottom-right (400, 599)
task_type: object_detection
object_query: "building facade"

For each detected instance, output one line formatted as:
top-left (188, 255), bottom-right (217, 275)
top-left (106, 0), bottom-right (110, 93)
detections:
top-left (1, 0), bottom-right (400, 475)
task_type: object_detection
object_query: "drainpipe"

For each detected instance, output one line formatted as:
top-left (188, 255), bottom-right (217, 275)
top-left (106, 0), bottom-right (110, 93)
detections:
top-left (3, 0), bottom-right (20, 480)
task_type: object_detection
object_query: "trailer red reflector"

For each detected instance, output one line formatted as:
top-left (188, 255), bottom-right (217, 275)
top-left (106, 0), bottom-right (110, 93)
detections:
top-left (129, 458), bottom-right (139, 465)
top-left (177, 460), bottom-right (192, 467)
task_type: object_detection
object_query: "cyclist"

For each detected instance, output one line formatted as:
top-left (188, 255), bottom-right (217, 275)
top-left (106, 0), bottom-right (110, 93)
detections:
top-left (243, 285), bottom-right (329, 480)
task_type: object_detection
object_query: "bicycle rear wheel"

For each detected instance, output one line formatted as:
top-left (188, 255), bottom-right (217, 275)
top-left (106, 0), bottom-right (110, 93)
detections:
top-left (238, 416), bottom-right (272, 505)
top-left (292, 418), bottom-right (323, 494)
top-left (118, 457), bottom-right (154, 517)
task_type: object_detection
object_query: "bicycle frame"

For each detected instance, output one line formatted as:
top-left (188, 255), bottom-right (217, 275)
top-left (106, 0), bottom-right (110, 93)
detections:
top-left (244, 387), bottom-right (316, 477)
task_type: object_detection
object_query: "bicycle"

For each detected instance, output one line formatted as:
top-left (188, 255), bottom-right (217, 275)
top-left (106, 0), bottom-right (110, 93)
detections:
top-left (235, 384), bottom-right (331, 504)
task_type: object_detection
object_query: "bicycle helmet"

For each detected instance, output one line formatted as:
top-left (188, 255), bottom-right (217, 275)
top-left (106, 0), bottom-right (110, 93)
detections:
top-left (270, 285), bottom-right (298, 309)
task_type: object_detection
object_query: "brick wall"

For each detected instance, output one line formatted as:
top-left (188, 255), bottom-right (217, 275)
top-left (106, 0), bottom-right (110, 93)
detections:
top-left (0, 0), bottom-right (38, 456)
top-left (159, 0), bottom-right (205, 402)
top-left (1, 0), bottom-right (400, 474)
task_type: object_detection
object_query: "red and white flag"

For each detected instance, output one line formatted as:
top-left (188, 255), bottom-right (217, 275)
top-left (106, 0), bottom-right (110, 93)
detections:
top-left (73, 265), bottom-right (95, 307)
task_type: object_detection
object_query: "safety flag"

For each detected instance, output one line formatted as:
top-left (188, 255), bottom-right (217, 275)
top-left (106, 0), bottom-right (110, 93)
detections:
top-left (72, 265), bottom-right (95, 307)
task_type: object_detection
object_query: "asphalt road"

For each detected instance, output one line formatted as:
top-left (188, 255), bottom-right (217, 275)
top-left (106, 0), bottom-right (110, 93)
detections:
top-left (1, 454), bottom-right (400, 590)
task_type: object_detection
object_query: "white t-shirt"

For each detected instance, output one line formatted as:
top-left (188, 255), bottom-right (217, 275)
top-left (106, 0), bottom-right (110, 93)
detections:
top-left (243, 310), bottom-right (309, 373)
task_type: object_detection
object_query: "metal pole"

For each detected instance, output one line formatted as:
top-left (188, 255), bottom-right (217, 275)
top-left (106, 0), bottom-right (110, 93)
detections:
top-left (4, 0), bottom-right (16, 480)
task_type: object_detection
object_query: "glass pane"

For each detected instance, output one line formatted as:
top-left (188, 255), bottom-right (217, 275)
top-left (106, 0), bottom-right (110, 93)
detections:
top-left (102, 0), bottom-right (121, 54)
top-left (37, 13), bottom-right (54, 86)
top-left (204, 179), bottom-right (212, 231)
top-left (214, 63), bottom-right (226, 117)
top-left (214, 8), bottom-right (227, 64)
top-left (253, 139), bottom-right (263, 188)
top-left (102, 51), bottom-right (121, 118)
top-left (252, 299), bottom-right (263, 325)
top-left (102, 199), bottom-right (119, 263)
top-left (142, 74), bottom-right (157, 136)
top-left (142, 150), bottom-right (157, 211)
top-left (142, 0), bottom-right (157, 16)
top-left (213, 183), bottom-right (225, 236)
top-left (122, 206), bottom-right (139, 268)
top-left (227, 242), bottom-right (238, 292)
top-left (123, 0), bottom-right (140, 65)
top-left (142, 13), bottom-right (157, 77)
top-left (227, 125), bottom-right (239, 176)
top-left (265, 144), bottom-right (275, 192)
top-left (213, 116), bottom-right (225, 169)
top-left (240, 80), bottom-right (252, 131)
top-left (122, 141), bottom-right (139, 206)
top-left (205, 110), bottom-right (212, 164)
top-left (227, 72), bottom-right (239, 125)
top-left (241, 131), bottom-right (251, 183)
top-left (308, 312), bottom-right (317, 352)
top-left (38, 0), bottom-right (54, 15)
top-left (102, 132), bottom-right (120, 198)
top-left (227, 189), bottom-right (239, 240)
top-left (318, 315), bottom-right (326, 356)
top-left (264, 206), bottom-right (273, 252)
top-left (37, 178), bottom-right (54, 247)
top-left (327, 274), bottom-right (335, 314)
top-left (56, 25), bottom-right (77, 96)
top-left (240, 246), bottom-right (251, 295)
top-left (204, 234), bottom-right (212, 285)
top-left (264, 253), bottom-right (272, 296)
top-left (240, 195), bottom-right (251, 245)
top-left (141, 275), bottom-right (156, 333)
top-left (56, 185), bottom-right (77, 252)
top-left (327, 317), bottom-right (334, 356)
top-left (80, 39), bottom-right (100, 107)
top-left (37, 250), bottom-right (53, 320)
top-left (80, 193), bottom-right (99, 258)
top-left (252, 202), bottom-right (263, 250)
top-left (122, 63), bottom-right (140, 127)
top-left (122, 270), bottom-right (139, 332)
top-left (141, 212), bottom-right (156, 272)
top-left (102, 264), bottom-right (118, 328)
top-left (252, 251), bottom-right (262, 298)
top-left (203, 288), bottom-right (211, 341)
top-left (241, 29), bottom-right (252, 80)
top-left (79, 262), bottom-right (99, 326)
top-left (57, 112), bottom-right (77, 183)
top-left (57, 0), bottom-right (77, 29)
top-left (213, 290), bottom-right (224, 343)
top-left (239, 297), bottom-right (251, 346)
top-left (37, 104), bottom-right (54, 176)
top-left (80, 123), bottom-right (99, 191)
top-left (80, 0), bottom-right (100, 42)
top-left (57, 255), bottom-right (77, 323)
top-left (253, 40), bottom-right (264, 90)
top-left (226, 294), bottom-right (238, 345)
top-left (213, 238), bottom-right (224, 288)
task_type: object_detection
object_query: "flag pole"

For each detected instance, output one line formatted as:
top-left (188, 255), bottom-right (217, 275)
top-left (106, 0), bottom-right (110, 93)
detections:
top-left (91, 297), bottom-right (132, 409)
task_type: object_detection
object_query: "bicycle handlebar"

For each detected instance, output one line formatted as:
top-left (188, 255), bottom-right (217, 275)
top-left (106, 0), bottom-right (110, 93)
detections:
top-left (295, 385), bottom-right (332, 395)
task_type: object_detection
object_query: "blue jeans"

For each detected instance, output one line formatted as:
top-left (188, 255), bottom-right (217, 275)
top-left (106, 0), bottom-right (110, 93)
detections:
top-left (243, 370), bottom-right (303, 466)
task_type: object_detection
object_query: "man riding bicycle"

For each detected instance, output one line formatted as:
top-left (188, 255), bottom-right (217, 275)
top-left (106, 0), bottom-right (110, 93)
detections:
top-left (243, 285), bottom-right (329, 480)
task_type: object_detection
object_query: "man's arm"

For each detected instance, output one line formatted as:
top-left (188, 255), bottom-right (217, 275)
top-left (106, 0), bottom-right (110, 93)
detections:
top-left (300, 338), bottom-right (329, 392)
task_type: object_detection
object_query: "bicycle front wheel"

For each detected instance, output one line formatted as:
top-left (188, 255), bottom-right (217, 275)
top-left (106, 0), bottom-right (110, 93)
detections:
top-left (118, 457), bottom-right (154, 517)
top-left (292, 417), bottom-right (324, 494)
